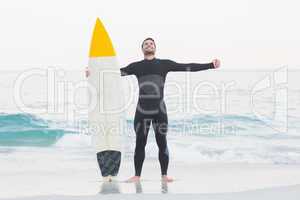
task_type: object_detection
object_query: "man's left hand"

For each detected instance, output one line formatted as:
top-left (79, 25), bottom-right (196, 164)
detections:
top-left (212, 59), bottom-right (221, 68)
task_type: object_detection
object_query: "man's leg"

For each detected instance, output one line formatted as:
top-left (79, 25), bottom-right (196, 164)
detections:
top-left (133, 110), bottom-right (151, 177)
top-left (152, 109), bottom-right (169, 176)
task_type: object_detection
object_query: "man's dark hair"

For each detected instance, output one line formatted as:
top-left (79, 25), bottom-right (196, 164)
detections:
top-left (141, 37), bottom-right (156, 48)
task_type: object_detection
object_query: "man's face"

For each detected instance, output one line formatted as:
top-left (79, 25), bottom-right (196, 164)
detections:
top-left (142, 39), bottom-right (156, 56)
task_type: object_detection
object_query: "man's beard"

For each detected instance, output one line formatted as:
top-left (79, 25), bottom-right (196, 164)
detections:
top-left (144, 50), bottom-right (155, 56)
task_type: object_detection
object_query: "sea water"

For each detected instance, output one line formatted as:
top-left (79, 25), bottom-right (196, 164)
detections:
top-left (1, 67), bottom-right (300, 173)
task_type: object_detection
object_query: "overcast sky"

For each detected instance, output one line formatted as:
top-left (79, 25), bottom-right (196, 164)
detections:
top-left (0, 0), bottom-right (299, 70)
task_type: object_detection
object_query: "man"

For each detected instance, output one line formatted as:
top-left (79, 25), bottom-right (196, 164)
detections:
top-left (86, 38), bottom-right (220, 183)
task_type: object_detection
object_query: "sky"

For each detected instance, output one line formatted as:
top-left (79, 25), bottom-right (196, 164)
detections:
top-left (0, 0), bottom-right (299, 70)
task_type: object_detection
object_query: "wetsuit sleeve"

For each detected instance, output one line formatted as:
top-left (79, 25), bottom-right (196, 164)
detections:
top-left (120, 63), bottom-right (136, 76)
top-left (166, 59), bottom-right (215, 72)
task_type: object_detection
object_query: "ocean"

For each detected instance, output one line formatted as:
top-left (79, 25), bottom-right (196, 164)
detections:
top-left (1, 67), bottom-right (299, 165)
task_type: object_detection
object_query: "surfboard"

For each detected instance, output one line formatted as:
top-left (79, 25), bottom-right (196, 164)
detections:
top-left (87, 18), bottom-right (124, 181)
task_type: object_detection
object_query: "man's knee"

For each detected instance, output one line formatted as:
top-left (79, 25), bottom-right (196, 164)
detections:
top-left (154, 122), bottom-right (168, 135)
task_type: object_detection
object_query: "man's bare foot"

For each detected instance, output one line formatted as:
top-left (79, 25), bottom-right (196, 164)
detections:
top-left (103, 176), bottom-right (112, 182)
top-left (125, 176), bottom-right (141, 183)
top-left (161, 175), bottom-right (174, 182)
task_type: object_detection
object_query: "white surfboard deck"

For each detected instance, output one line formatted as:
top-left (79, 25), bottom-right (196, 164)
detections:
top-left (88, 57), bottom-right (123, 152)
top-left (87, 18), bottom-right (124, 177)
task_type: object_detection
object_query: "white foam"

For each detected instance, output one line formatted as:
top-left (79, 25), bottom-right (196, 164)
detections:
top-left (54, 134), bottom-right (92, 147)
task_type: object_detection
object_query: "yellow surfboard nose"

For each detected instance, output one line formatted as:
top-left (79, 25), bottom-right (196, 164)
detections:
top-left (89, 18), bottom-right (116, 57)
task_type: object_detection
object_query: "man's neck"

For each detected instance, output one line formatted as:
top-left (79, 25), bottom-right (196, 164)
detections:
top-left (144, 54), bottom-right (155, 60)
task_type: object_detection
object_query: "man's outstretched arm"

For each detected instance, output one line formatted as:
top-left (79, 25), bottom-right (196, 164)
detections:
top-left (120, 63), bottom-right (136, 76)
top-left (166, 59), bottom-right (220, 72)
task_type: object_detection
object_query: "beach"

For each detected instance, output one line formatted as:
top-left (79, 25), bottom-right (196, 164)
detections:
top-left (1, 157), bottom-right (300, 199)
top-left (1, 69), bottom-right (300, 199)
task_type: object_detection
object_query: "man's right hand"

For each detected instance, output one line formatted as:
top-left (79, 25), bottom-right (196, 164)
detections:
top-left (85, 67), bottom-right (90, 78)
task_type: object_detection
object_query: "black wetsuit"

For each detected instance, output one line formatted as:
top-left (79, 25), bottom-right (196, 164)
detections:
top-left (120, 58), bottom-right (214, 176)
